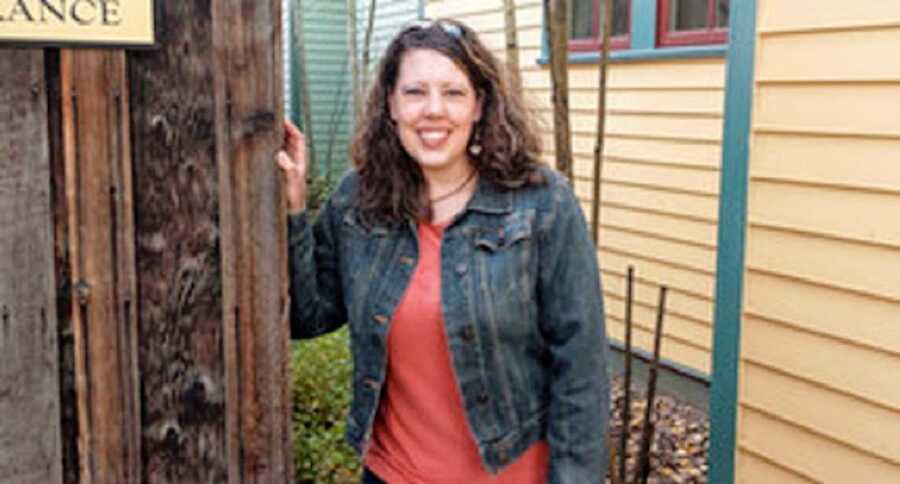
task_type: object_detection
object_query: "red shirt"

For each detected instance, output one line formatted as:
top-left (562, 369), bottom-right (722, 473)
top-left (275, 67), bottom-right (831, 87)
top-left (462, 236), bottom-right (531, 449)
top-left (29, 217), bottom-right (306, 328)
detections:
top-left (365, 220), bottom-right (549, 483)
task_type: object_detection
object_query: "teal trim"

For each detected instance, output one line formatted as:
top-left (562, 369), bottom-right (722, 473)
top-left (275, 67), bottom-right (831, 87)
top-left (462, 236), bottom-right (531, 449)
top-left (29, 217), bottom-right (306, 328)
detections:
top-left (536, 44), bottom-right (726, 65)
top-left (534, 0), bottom-right (726, 66)
top-left (608, 338), bottom-right (710, 384)
top-left (539, 3), bottom-right (548, 64)
top-left (709, 0), bottom-right (757, 482)
top-left (630, 0), bottom-right (658, 50)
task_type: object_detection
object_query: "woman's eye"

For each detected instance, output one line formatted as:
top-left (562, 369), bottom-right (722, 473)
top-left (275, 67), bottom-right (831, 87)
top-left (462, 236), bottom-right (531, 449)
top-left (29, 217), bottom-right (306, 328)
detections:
top-left (404, 88), bottom-right (425, 96)
top-left (446, 89), bottom-right (465, 97)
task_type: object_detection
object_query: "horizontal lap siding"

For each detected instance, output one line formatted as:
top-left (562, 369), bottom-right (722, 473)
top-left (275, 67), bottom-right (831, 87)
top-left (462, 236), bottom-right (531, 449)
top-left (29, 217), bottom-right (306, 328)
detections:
top-left (737, 1), bottom-right (900, 481)
top-left (357, 0), bottom-right (422, 68)
top-left (427, 0), bottom-right (725, 376)
top-left (297, 0), bottom-right (353, 176)
top-left (565, 59), bottom-right (724, 376)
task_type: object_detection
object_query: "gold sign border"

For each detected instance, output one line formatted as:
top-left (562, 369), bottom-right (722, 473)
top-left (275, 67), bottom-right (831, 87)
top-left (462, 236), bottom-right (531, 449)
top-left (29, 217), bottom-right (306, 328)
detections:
top-left (0, 0), bottom-right (161, 49)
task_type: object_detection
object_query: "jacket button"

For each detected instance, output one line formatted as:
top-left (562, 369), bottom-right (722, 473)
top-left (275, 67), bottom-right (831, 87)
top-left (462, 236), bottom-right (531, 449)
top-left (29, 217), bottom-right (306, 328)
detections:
top-left (373, 314), bottom-right (389, 325)
top-left (455, 263), bottom-right (467, 276)
top-left (399, 255), bottom-right (414, 266)
top-left (461, 325), bottom-right (476, 342)
top-left (477, 393), bottom-right (490, 405)
top-left (363, 378), bottom-right (380, 389)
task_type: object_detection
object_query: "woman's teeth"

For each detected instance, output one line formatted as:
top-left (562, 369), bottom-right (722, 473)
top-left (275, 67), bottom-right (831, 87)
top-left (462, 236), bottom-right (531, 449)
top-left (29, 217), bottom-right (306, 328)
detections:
top-left (419, 130), bottom-right (450, 142)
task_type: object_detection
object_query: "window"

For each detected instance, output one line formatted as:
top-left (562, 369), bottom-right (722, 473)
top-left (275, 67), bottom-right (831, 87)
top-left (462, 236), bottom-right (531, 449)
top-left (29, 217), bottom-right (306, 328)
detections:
top-left (568, 0), bottom-right (631, 52)
top-left (557, 0), bottom-right (729, 56)
top-left (658, 0), bottom-right (729, 46)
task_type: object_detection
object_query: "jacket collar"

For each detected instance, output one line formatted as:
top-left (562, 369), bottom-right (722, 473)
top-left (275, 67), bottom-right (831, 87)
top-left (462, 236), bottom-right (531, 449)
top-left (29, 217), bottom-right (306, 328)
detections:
top-left (465, 174), bottom-right (513, 215)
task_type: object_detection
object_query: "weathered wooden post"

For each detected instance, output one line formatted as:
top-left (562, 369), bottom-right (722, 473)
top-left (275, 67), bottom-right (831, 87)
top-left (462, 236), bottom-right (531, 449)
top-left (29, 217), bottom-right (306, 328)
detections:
top-left (0, 1), bottom-right (294, 482)
top-left (61, 48), bottom-right (142, 483)
top-left (0, 48), bottom-right (64, 484)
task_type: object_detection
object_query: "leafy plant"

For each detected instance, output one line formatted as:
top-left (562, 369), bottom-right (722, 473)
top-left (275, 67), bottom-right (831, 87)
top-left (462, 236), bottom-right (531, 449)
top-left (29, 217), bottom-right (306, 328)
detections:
top-left (305, 171), bottom-right (340, 214)
top-left (290, 327), bottom-right (361, 483)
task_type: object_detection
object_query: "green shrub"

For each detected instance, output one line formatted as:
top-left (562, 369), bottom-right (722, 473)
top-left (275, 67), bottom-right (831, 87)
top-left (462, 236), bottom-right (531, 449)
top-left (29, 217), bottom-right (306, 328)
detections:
top-left (306, 171), bottom-right (340, 213)
top-left (290, 327), bottom-right (361, 483)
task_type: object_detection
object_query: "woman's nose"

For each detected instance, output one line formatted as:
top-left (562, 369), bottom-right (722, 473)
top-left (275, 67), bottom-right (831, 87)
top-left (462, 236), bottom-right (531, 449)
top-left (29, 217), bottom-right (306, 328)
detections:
top-left (424, 91), bottom-right (446, 117)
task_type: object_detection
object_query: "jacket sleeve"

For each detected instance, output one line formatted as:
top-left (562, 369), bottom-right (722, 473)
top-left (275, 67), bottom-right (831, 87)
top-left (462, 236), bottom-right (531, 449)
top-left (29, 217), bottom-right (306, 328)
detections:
top-left (287, 187), bottom-right (349, 339)
top-left (537, 175), bottom-right (611, 483)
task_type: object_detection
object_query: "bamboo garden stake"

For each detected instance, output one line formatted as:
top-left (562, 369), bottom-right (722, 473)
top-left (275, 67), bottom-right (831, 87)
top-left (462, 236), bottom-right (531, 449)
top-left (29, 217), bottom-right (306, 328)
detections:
top-left (348, 0), bottom-right (361, 121)
top-left (638, 286), bottom-right (668, 483)
top-left (591, 0), bottom-right (614, 244)
top-left (543, 0), bottom-right (574, 182)
top-left (502, 0), bottom-right (522, 92)
top-left (292, 0), bottom-right (317, 178)
top-left (620, 265), bottom-right (635, 481)
top-left (361, 0), bottom-right (378, 95)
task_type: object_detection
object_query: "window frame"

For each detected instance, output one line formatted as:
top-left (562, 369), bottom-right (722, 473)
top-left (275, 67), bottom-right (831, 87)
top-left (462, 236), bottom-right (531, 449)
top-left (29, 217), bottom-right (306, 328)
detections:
top-left (568, 0), bottom-right (631, 53)
top-left (657, 0), bottom-right (729, 47)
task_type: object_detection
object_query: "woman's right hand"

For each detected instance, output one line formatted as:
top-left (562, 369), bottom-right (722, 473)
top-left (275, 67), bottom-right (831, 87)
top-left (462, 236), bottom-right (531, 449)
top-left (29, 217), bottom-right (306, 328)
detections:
top-left (276, 119), bottom-right (308, 214)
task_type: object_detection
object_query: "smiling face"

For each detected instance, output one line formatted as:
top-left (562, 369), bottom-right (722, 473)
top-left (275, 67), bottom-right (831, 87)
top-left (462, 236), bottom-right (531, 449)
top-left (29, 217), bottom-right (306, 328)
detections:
top-left (388, 49), bottom-right (483, 176)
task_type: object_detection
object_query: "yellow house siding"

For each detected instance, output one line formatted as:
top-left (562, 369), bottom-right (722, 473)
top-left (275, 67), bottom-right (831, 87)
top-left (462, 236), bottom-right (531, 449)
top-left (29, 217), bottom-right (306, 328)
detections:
top-left (427, 1), bottom-right (726, 375)
top-left (558, 59), bottom-right (725, 376)
top-left (740, 405), bottom-right (899, 483)
top-left (736, 449), bottom-right (818, 484)
top-left (427, 1), bottom-right (544, 63)
top-left (738, 0), bottom-right (900, 481)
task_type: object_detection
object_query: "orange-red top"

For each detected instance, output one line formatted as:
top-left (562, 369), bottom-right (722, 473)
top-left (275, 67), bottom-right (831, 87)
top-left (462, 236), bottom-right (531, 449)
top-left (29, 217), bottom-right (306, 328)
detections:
top-left (365, 221), bottom-right (548, 484)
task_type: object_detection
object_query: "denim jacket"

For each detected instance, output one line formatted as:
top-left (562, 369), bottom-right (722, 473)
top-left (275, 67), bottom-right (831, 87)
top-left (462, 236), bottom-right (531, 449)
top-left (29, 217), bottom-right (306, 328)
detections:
top-left (288, 166), bottom-right (610, 483)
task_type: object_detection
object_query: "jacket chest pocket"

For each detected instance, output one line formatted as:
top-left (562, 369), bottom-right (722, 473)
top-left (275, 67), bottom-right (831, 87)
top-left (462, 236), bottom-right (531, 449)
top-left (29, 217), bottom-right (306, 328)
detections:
top-left (339, 211), bottom-right (396, 314)
top-left (472, 211), bottom-right (536, 305)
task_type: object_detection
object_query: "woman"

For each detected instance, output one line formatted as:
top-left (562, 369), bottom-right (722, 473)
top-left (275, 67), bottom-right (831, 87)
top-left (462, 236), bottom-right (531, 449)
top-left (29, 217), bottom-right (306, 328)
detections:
top-left (277, 19), bottom-right (609, 483)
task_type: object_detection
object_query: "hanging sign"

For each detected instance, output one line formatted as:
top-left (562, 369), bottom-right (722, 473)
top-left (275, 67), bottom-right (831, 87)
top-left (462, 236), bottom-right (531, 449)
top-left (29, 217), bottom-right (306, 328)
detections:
top-left (0, 0), bottom-right (157, 47)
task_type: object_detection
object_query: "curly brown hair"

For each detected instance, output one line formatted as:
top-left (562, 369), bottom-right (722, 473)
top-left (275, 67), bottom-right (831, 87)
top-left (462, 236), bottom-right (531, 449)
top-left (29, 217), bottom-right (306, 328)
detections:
top-left (350, 18), bottom-right (545, 225)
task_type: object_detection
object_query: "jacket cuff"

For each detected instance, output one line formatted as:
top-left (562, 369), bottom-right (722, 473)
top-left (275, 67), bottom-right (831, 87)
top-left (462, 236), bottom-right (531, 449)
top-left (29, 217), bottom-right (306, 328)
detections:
top-left (547, 446), bottom-right (608, 484)
top-left (287, 211), bottom-right (310, 247)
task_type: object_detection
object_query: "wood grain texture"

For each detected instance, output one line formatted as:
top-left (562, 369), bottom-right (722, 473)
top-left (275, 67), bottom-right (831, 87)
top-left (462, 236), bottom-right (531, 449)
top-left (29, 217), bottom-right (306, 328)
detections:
top-left (214, 0), bottom-right (292, 481)
top-left (0, 3), bottom-right (289, 482)
top-left (128, 1), bottom-right (229, 481)
top-left (129, 0), bottom-right (290, 481)
top-left (0, 48), bottom-right (63, 484)
top-left (60, 48), bottom-right (142, 484)
top-left (44, 47), bottom-right (81, 484)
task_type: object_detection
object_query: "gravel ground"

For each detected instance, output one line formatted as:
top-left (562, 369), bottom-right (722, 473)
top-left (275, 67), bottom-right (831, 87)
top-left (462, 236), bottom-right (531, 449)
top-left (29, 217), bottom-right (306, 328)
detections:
top-left (608, 377), bottom-right (710, 484)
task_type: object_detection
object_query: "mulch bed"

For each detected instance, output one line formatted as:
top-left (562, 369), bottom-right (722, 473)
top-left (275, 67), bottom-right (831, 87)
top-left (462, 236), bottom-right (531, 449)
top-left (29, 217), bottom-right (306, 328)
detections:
top-left (608, 377), bottom-right (710, 484)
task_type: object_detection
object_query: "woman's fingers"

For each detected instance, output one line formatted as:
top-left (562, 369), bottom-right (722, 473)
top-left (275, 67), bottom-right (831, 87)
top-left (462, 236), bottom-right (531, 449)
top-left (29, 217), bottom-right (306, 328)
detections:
top-left (276, 149), bottom-right (306, 177)
top-left (276, 150), bottom-right (294, 172)
top-left (276, 146), bottom-right (308, 213)
top-left (283, 124), bottom-right (299, 150)
top-left (284, 118), bottom-right (303, 138)
top-left (277, 119), bottom-right (309, 212)
top-left (283, 119), bottom-right (305, 161)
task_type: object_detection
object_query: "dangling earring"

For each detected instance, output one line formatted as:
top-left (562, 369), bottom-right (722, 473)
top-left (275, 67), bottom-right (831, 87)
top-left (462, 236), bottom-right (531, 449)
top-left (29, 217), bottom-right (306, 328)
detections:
top-left (468, 129), bottom-right (483, 156)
